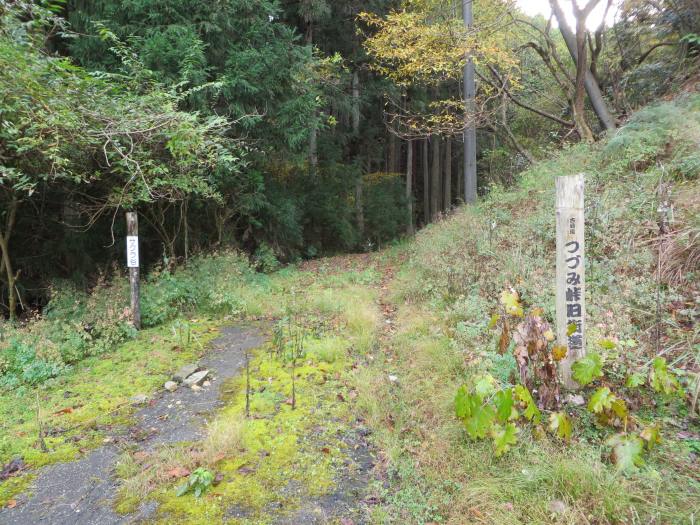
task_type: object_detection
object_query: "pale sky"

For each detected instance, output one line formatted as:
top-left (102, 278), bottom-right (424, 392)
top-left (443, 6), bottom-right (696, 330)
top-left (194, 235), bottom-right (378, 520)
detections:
top-left (515, 0), bottom-right (619, 29)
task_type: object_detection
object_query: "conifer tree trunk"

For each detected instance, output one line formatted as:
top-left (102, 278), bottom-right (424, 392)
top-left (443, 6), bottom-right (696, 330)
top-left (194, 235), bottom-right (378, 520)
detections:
top-left (352, 71), bottom-right (360, 135)
top-left (423, 138), bottom-right (430, 224)
top-left (306, 23), bottom-right (319, 173)
top-left (388, 133), bottom-right (399, 172)
top-left (463, 0), bottom-right (477, 203)
top-left (431, 136), bottom-right (441, 221)
top-left (406, 140), bottom-right (414, 235)
top-left (443, 137), bottom-right (452, 211)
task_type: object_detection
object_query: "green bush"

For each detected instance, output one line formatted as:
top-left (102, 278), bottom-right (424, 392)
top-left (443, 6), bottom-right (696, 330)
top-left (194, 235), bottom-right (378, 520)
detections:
top-left (0, 251), bottom-right (254, 389)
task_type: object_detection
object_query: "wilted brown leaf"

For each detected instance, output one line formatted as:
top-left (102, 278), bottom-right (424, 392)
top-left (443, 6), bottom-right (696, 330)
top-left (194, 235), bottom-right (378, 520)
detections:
top-left (166, 467), bottom-right (190, 478)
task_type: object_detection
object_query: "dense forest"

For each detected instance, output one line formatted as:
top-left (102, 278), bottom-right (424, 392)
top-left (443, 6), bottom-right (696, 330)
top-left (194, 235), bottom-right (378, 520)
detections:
top-left (1, 1), bottom-right (699, 523)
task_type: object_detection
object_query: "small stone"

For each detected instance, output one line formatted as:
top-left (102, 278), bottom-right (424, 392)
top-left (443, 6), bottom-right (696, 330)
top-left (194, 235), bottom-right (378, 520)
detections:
top-left (191, 385), bottom-right (203, 392)
top-left (548, 500), bottom-right (567, 515)
top-left (183, 370), bottom-right (210, 387)
top-left (130, 394), bottom-right (148, 405)
top-left (173, 364), bottom-right (199, 383)
top-left (565, 394), bottom-right (585, 406)
top-left (388, 375), bottom-right (398, 383)
top-left (202, 380), bottom-right (211, 387)
top-left (164, 381), bottom-right (178, 392)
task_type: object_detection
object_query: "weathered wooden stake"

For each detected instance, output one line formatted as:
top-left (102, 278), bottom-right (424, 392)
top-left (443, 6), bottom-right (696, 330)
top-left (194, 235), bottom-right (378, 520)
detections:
top-left (126, 212), bottom-right (141, 330)
top-left (556, 174), bottom-right (585, 389)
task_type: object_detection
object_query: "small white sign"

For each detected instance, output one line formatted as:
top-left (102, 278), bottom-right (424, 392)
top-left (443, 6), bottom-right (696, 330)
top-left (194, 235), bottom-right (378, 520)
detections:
top-left (126, 236), bottom-right (139, 268)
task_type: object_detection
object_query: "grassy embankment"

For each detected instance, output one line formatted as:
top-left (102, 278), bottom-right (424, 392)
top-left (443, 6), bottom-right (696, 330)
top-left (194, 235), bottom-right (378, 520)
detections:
top-left (354, 95), bottom-right (700, 524)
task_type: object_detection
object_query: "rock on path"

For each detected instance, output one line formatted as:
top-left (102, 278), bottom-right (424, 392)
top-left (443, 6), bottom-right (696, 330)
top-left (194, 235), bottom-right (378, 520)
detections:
top-left (0, 325), bottom-right (264, 525)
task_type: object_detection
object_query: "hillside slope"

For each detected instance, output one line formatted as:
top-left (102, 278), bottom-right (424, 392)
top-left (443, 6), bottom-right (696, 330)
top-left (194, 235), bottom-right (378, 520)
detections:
top-left (355, 94), bottom-right (699, 524)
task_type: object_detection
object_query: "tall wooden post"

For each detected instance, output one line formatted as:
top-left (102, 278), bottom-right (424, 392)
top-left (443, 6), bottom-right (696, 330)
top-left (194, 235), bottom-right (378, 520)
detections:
top-left (126, 212), bottom-right (141, 330)
top-left (556, 174), bottom-right (585, 389)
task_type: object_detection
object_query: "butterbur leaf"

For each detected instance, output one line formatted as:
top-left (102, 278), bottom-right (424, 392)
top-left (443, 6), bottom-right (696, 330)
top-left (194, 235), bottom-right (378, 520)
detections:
top-left (610, 398), bottom-right (628, 420)
top-left (548, 412), bottom-right (572, 441)
top-left (640, 424), bottom-right (661, 450)
top-left (608, 434), bottom-right (645, 472)
top-left (552, 345), bottom-right (568, 362)
top-left (625, 372), bottom-right (646, 388)
top-left (650, 357), bottom-right (682, 396)
top-left (588, 387), bottom-right (615, 414)
top-left (491, 423), bottom-right (518, 457)
top-left (515, 384), bottom-right (541, 424)
top-left (455, 385), bottom-right (471, 420)
top-left (500, 290), bottom-right (523, 317)
top-left (495, 389), bottom-right (514, 423)
top-left (464, 404), bottom-right (496, 440)
top-left (567, 323), bottom-right (578, 337)
top-left (572, 352), bottom-right (604, 386)
top-left (473, 373), bottom-right (497, 398)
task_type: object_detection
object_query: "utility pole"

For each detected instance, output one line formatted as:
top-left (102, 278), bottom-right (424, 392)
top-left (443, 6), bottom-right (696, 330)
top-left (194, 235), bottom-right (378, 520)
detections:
top-left (463, 0), bottom-right (477, 203)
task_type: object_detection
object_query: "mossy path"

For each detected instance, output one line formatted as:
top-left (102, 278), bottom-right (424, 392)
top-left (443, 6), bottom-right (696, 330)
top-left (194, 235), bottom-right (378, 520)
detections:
top-left (1, 254), bottom-right (391, 524)
top-left (0, 326), bottom-right (264, 524)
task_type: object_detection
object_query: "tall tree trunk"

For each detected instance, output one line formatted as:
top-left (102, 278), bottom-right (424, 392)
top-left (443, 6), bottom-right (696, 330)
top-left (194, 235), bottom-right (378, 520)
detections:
top-left (355, 179), bottom-right (364, 243)
top-left (550, 0), bottom-right (616, 134)
top-left (406, 140), bottom-right (414, 235)
top-left (352, 71), bottom-right (360, 135)
top-left (388, 133), bottom-right (399, 173)
top-left (431, 136), bottom-right (441, 221)
top-left (423, 138), bottom-right (430, 224)
top-left (0, 197), bottom-right (19, 321)
top-left (463, 0), bottom-right (477, 203)
top-left (307, 24), bottom-right (319, 174)
top-left (443, 137), bottom-right (452, 211)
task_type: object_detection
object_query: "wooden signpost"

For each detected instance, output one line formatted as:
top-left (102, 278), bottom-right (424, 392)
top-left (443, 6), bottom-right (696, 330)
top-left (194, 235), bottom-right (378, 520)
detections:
top-left (126, 212), bottom-right (141, 330)
top-left (556, 174), bottom-right (585, 389)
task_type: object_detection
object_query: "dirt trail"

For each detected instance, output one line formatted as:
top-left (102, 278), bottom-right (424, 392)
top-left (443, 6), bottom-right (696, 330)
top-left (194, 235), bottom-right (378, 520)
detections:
top-left (0, 326), bottom-right (264, 525)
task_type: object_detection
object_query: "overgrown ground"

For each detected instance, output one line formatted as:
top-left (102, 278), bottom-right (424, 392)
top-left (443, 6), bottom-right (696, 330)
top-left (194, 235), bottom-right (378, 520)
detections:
top-left (353, 95), bottom-right (700, 524)
top-left (1, 95), bottom-right (699, 523)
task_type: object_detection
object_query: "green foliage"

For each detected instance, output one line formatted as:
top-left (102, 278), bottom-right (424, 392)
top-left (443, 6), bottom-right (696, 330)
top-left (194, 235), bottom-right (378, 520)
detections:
top-left (587, 387), bottom-right (616, 414)
top-left (0, 252), bottom-right (253, 388)
top-left (514, 384), bottom-right (541, 424)
top-left (572, 352), bottom-right (605, 386)
top-left (649, 357), bottom-right (683, 397)
top-left (176, 468), bottom-right (214, 498)
top-left (548, 412), bottom-right (572, 441)
top-left (494, 388), bottom-right (514, 423)
top-left (491, 423), bottom-right (518, 457)
top-left (253, 243), bottom-right (281, 274)
top-left (607, 434), bottom-right (645, 473)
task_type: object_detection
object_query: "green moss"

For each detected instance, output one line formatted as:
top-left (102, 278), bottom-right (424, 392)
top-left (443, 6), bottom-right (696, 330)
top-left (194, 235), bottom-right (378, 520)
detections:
top-left (0, 318), bottom-right (222, 501)
top-left (150, 337), bottom-right (350, 522)
top-left (110, 269), bottom-right (380, 523)
top-left (0, 473), bottom-right (34, 508)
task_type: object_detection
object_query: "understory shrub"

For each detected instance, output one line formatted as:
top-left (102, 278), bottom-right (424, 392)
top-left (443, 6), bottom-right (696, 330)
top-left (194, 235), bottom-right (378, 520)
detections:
top-left (0, 251), bottom-right (254, 388)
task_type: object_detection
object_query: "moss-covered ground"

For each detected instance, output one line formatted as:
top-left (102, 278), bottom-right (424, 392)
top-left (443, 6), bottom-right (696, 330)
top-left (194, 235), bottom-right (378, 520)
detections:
top-left (0, 318), bottom-right (222, 507)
